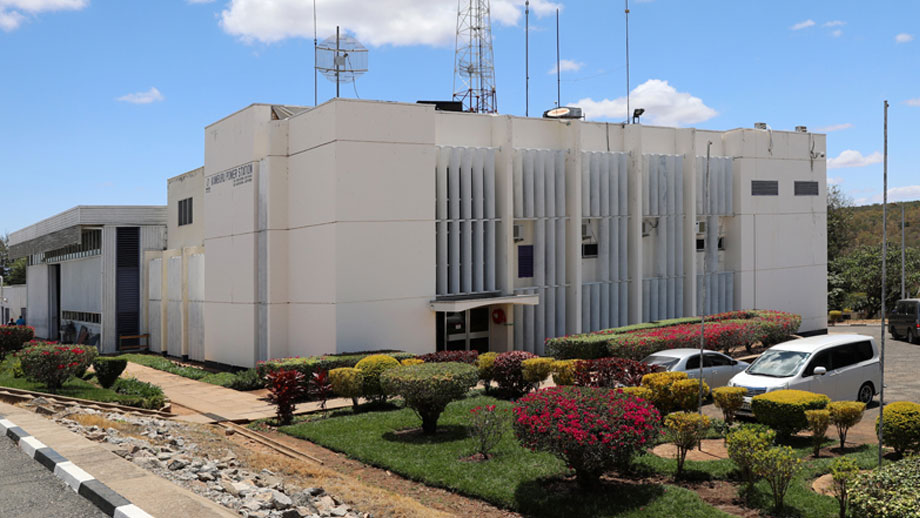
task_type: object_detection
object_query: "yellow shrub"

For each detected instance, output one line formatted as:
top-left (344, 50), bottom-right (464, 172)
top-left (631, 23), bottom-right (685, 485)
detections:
top-left (354, 354), bottom-right (401, 400)
top-left (477, 352), bottom-right (498, 381)
top-left (620, 386), bottom-right (653, 401)
top-left (329, 367), bottom-right (364, 406)
top-left (400, 358), bottom-right (424, 366)
top-left (805, 409), bottom-right (830, 456)
top-left (827, 401), bottom-right (865, 449)
top-left (713, 386), bottom-right (747, 424)
top-left (751, 389), bottom-right (830, 438)
top-left (672, 379), bottom-right (710, 412)
top-left (641, 371), bottom-right (689, 413)
top-left (665, 412), bottom-right (711, 476)
top-left (551, 360), bottom-right (577, 386)
top-left (522, 357), bottom-right (554, 383)
top-left (877, 401), bottom-right (920, 455)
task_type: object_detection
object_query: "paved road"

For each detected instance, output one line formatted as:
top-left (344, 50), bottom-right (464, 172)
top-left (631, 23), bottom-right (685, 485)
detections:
top-left (828, 324), bottom-right (920, 403)
top-left (0, 438), bottom-right (107, 518)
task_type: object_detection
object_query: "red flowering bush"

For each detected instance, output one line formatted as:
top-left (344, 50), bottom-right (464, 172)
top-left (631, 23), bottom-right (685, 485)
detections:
top-left (573, 357), bottom-right (662, 388)
top-left (265, 369), bottom-right (307, 425)
top-left (468, 405), bottom-right (509, 459)
top-left (416, 350), bottom-right (479, 364)
top-left (492, 351), bottom-right (538, 399)
top-left (18, 343), bottom-right (97, 392)
top-left (0, 325), bottom-right (35, 359)
top-left (513, 386), bottom-right (661, 487)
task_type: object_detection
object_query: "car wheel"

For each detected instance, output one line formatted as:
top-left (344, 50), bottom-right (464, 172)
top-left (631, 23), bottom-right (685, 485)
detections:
top-left (890, 326), bottom-right (901, 340)
top-left (857, 382), bottom-right (874, 404)
top-left (909, 328), bottom-right (917, 345)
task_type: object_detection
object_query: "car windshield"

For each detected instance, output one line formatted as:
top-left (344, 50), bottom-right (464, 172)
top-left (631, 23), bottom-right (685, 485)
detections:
top-left (642, 355), bottom-right (679, 370)
top-left (746, 350), bottom-right (810, 378)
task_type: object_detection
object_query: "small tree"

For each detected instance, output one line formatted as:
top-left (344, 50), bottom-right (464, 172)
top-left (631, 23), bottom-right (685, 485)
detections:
top-left (92, 357), bottom-right (127, 389)
top-left (830, 457), bottom-right (859, 518)
top-left (329, 367), bottom-right (364, 409)
top-left (468, 405), bottom-right (508, 459)
top-left (665, 412), bottom-right (710, 477)
top-left (265, 369), bottom-right (306, 425)
top-left (381, 362), bottom-right (478, 434)
top-left (726, 425), bottom-right (775, 494)
top-left (805, 409), bottom-right (831, 457)
top-left (19, 344), bottom-right (96, 392)
top-left (828, 401), bottom-right (865, 450)
top-left (309, 369), bottom-right (333, 413)
top-left (712, 386), bottom-right (746, 425)
top-left (752, 445), bottom-right (803, 513)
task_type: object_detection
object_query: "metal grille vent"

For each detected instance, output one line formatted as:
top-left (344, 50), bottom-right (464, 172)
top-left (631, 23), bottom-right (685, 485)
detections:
top-left (751, 180), bottom-right (779, 196)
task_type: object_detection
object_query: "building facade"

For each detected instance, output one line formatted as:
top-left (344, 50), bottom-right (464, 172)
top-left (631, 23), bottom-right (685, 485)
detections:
top-left (8, 206), bottom-right (167, 352)
top-left (174, 99), bottom-right (826, 368)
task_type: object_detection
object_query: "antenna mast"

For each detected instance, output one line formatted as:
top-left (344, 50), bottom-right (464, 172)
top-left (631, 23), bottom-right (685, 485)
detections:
top-left (556, 8), bottom-right (561, 108)
top-left (625, 0), bottom-right (630, 123)
top-left (453, 0), bottom-right (498, 113)
top-left (525, 0), bottom-right (529, 117)
top-left (313, 0), bottom-right (317, 106)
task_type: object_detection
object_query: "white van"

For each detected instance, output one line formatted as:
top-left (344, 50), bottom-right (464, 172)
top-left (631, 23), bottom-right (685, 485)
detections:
top-left (728, 334), bottom-right (881, 411)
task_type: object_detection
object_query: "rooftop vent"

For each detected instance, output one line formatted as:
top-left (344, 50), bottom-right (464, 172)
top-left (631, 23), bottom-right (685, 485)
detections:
top-left (754, 122), bottom-right (767, 130)
top-left (417, 100), bottom-right (464, 112)
top-left (795, 125), bottom-right (808, 133)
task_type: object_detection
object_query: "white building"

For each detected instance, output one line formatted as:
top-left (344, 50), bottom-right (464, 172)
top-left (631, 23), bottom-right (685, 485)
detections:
top-left (1, 284), bottom-right (27, 324)
top-left (8, 206), bottom-right (167, 352)
top-left (146, 99), bottom-right (827, 368)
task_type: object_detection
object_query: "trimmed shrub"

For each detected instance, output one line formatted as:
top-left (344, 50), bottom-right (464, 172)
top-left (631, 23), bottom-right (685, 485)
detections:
top-left (640, 371), bottom-right (689, 414)
top-left (805, 409), bottom-right (830, 457)
top-left (476, 352), bottom-right (498, 384)
top-left (620, 386), bottom-right (653, 401)
top-left (226, 368), bottom-right (265, 391)
top-left (329, 367), bottom-right (364, 408)
top-left (671, 378), bottom-right (710, 412)
top-left (492, 351), bottom-right (537, 398)
top-left (400, 358), bottom-right (424, 367)
top-left (19, 344), bottom-right (97, 392)
top-left (0, 325), bottom-right (35, 359)
top-left (573, 357), bottom-right (662, 388)
top-left (468, 404), bottom-right (509, 459)
top-left (112, 377), bottom-right (166, 409)
top-left (827, 401), bottom-right (865, 450)
top-left (752, 445), bottom-right (803, 513)
top-left (726, 424), bottom-right (776, 491)
top-left (521, 357), bottom-right (554, 384)
top-left (830, 457), bottom-right (859, 518)
top-left (416, 350), bottom-right (479, 365)
top-left (92, 357), bottom-right (127, 389)
top-left (751, 389), bottom-right (829, 439)
top-left (664, 412), bottom-right (711, 477)
top-left (513, 386), bottom-right (661, 487)
top-left (380, 362), bottom-right (478, 434)
top-left (256, 350), bottom-right (414, 380)
top-left (550, 360), bottom-right (577, 386)
top-left (265, 369), bottom-right (307, 425)
top-left (712, 386), bottom-right (746, 424)
top-left (877, 401), bottom-right (920, 456)
top-left (850, 455), bottom-right (920, 518)
top-left (754, 310), bottom-right (802, 347)
top-left (354, 354), bottom-right (401, 401)
top-left (828, 310), bottom-right (843, 324)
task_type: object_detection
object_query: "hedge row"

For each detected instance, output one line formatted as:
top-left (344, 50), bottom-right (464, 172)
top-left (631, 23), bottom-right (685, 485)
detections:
top-left (256, 350), bottom-right (415, 380)
top-left (546, 310), bottom-right (801, 361)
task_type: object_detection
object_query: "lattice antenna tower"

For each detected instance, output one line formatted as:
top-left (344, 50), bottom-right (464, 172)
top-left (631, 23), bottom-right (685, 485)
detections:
top-left (453, 0), bottom-right (497, 113)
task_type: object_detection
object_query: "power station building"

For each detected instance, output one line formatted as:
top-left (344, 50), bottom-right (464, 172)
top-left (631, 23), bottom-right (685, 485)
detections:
top-left (9, 99), bottom-right (828, 368)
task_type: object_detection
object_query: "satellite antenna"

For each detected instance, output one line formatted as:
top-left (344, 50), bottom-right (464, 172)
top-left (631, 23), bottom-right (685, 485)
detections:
top-left (316, 26), bottom-right (368, 98)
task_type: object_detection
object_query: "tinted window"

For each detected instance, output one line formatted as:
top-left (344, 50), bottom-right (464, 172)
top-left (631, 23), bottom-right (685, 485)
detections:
top-left (833, 344), bottom-right (862, 369)
top-left (855, 341), bottom-right (874, 362)
top-left (803, 350), bottom-right (831, 377)
top-left (685, 355), bottom-right (700, 370)
top-left (705, 353), bottom-right (733, 367)
top-left (518, 245), bottom-right (534, 278)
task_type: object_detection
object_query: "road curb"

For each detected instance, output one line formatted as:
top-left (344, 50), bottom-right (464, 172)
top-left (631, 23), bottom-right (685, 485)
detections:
top-left (0, 415), bottom-right (154, 518)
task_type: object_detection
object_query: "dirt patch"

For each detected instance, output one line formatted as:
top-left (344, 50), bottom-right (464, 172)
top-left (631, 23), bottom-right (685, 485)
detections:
top-left (812, 473), bottom-right (834, 497)
top-left (651, 439), bottom-right (730, 461)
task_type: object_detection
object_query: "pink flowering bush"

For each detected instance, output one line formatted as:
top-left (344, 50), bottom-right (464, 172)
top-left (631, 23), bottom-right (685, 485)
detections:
top-left (468, 405), bottom-right (509, 459)
top-left (18, 343), bottom-right (97, 392)
top-left (0, 325), bottom-right (35, 359)
top-left (512, 386), bottom-right (661, 487)
top-left (573, 357), bottom-right (662, 388)
top-left (492, 351), bottom-right (538, 399)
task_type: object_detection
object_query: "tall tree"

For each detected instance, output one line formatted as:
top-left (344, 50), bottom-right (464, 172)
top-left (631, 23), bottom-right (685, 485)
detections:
top-left (827, 184), bottom-right (854, 260)
top-left (831, 244), bottom-right (920, 316)
top-left (0, 235), bottom-right (26, 285)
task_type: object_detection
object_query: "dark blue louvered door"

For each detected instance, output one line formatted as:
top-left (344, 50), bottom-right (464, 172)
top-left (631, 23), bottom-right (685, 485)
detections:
top-left (116, 227), bottom-right (140, 348)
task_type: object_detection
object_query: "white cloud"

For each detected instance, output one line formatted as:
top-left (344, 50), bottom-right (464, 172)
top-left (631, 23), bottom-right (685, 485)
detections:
top-left (831, 29), bottom-right (843, 37)
top-left (576, 79), bottom-right (717, 127)
top-left (548, 59), bottom-right (583, 75)
top-left (827, 149), bottom-right (883, 169)
top-left (815, 123), bottom-right (853, 132)
top-left (219, 0), bottom-right (560, 46)
top-left (790, 19), bottom-right (815, 30)
top-left (823, 20), bottom-right (845, 27)
top-left (0, 0), bottom-right (86, 31)
top-left (116, 87), bottom-right (164, 104)
top-left (896, 33), bottom-right (914, 43)
top-left (888, 185), bottom-right (920, 202)
top-left (906, 98), bottom-right (920, 107)
top-left (827, 177), bottom-right (843, 185)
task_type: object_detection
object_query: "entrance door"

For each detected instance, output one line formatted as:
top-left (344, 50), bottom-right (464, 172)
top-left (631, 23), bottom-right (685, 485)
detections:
top-left (49, 264), bottom-right (61, 341)
top-left (437, 308), bottom-right (490, 353)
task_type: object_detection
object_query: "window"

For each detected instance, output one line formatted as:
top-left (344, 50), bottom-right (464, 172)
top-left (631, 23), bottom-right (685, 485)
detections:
top-left (794, 181), bottom-right (819, 196)
top-left (751, 180), bottom-right (779, 196)
top-left (518, 245), bottom-right (534, 278)
top-left (705, 353), bottom-right (733, 367)
top-left (582, 243), bottom-right (598, 258)
top-left (803, 350), bottom-right (831, 377)
top-left (61, 310), bottom-right (101, 324)
top-left (832, 344), bottom-right (863, 369)
top-left (685, 355), bottom-right (700, 370)
top-left (696, 238), bottom-right (705, 251)
top-left (178, 197), bottom-right (193, 226)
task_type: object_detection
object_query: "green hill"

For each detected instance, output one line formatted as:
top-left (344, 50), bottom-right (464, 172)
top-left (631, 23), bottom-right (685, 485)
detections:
top-left (841, 200), bottom-right (920, 253)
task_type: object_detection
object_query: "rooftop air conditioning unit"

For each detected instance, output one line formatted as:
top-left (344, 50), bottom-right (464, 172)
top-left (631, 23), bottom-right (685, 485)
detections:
top-left (696, 220), bottom-right (706, 234)
top-left (581, 222), bottom-right (592, 241)
top-left (513, 224), bottom-right (524, 242)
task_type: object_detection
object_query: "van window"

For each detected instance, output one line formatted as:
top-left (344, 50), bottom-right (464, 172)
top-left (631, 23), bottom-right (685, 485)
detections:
top-left (855, 341), bottom-right (874, 362)
top-left (833, 344), bottom-right (862, 369)
top-left (803, 350), bottom-right (831, 377)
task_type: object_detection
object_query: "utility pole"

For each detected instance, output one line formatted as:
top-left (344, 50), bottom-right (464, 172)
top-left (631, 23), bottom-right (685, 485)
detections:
top-left (313, 0), bottom-right (318, 106)
top-left (698, 141), bottom-right (712, 417)
top-left (525, 1), bottom-right (529, 117)
top-left (624, 0), bottom-right (630, 123)
top-left (902, 204), bottom-right (906, 299)
top-left (555, 8), bottom-right (560, 108)
top-left (879, 100), bottom-right (889, 468)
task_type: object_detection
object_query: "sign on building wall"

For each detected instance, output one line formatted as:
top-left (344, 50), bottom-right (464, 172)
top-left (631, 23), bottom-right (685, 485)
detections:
top-left (205, 162), bottom-right (254, 194)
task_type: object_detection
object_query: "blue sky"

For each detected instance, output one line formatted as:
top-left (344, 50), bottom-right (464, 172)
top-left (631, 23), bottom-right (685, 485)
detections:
top-left (1, 0), bottom-right (918, 234)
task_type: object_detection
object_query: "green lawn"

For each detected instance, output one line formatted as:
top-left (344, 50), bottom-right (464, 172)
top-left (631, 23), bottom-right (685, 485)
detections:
top-left (279, 394), bottom-right (734, 518)
top-left (115, 353), bottom-right (262, 390)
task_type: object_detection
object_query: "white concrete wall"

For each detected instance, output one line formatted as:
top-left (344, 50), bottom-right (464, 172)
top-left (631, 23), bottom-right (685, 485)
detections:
top-left (167, 168), bottom-right (205, 250)
top-left (60, 257), bottom-right (102, 314)
top-left (25, 264), bottom-right (49, 338)
top-left (1, 285), bottom-right (27, 324)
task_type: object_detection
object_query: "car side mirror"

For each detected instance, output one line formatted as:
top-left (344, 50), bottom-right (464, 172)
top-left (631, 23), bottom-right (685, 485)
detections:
top-left (814, 366), bottom-right (827, 376)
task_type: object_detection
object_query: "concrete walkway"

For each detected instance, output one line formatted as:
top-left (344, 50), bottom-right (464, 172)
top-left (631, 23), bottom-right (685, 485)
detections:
top-left (123, 363), bottom-right (353, 423)
top-left (0, 401), bottom-right (238, 518)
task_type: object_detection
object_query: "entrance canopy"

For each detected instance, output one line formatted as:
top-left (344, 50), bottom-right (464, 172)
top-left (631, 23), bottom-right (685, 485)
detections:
top-left (429, 293), bottom-right (540, 313)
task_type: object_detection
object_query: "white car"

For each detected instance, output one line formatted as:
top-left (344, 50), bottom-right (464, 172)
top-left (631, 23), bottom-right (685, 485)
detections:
top-left (729, 334), bottom-right (881, 412)
top-left (642, 349), bottom-right (750, 391)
